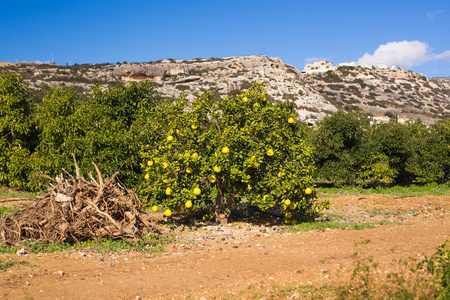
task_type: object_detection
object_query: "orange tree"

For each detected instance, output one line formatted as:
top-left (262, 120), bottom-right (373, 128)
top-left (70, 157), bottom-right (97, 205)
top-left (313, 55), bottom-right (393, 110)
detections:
top-left (139, 83), bottom-right (329, 224)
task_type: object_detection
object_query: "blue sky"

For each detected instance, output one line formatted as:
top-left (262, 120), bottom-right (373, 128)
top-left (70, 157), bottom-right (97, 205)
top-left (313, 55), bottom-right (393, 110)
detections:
top-left (1, 0), bottom-right (450, 77)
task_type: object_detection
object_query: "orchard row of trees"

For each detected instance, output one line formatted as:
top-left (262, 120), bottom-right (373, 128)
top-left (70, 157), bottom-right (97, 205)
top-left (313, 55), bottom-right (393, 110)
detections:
top-left (312, 111), bottom-right (450, 186)
top-left (1, 73), bottom-right (323, 223)
top-left (1, 72), bottom-right (449, 220)
top-left (1, 72), bottom-right (157, 191)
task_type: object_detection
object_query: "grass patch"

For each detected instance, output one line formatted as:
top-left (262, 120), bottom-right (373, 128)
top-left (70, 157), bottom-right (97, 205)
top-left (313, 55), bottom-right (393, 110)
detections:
top-left (366, 207), bottom-right (407, 217)
top-left (282, 220), bottom-right (392, 233)
top-left (0, 235), bottom-right (174, 254)
top-left (0, 206), bottom-right (19, 217)
top-left (0, 260), bottom-right (31, 271)
top-left (317, 182), bottom-right (450, 198)
top-left (0, 187), bottom-right (38, 200)
top-left (0, 245), bottom-right (21, 254)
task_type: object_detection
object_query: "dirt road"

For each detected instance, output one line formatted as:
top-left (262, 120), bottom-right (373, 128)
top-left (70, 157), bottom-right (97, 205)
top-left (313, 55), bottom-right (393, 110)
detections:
top-left (1, 195), bottom-right (449, 299)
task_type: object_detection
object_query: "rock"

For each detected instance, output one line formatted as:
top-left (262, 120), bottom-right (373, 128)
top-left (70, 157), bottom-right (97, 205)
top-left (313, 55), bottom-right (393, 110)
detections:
top-left (229, 61), bottom-right (245, 70)
top-left (165, 66), bottom-right (186, 76)
top-left (9, 55), bottom-right (450, 125)
top-left (16, 248), bottom-right (28, 255)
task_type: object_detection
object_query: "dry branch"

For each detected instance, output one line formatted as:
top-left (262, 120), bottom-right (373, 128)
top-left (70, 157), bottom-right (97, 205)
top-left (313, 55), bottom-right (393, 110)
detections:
top-left (0, 156), bottom-right (152, 244)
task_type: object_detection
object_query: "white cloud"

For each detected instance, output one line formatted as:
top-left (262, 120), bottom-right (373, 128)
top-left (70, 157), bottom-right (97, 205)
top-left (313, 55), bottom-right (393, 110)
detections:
top-left (21, 60), bottom-right (52, 64)
top-left (357, 40), bottom-right (450, 68)
top-left (426, 10), bottom-right (444, 20)
top-left (357, 41), bottom-right (430, 68)
top-left (431, 50), bottom-right (450, 61)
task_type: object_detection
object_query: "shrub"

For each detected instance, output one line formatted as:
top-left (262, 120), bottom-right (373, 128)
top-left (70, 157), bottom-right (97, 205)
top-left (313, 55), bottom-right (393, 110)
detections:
top-left (30, 81), bottom-right (158, 190)
top-left (0, 72), bottom-right (34, 188)
top-left (175, 85), bottom-right (190, 91)
top-left (353, 78), bottom-right (367, 89)
top-left (323, 71), bottom-right (342, 83)
top-left (312, 111), bottom-right (369, 185)
top-left (420, 240), bottom-right (450, 299)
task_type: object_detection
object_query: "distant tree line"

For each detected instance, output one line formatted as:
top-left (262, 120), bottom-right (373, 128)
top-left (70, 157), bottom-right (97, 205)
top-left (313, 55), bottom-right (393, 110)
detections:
top-left (311, 111), bottom-right (450, 186)
top-left (1, 72), bottom-right (449, 192)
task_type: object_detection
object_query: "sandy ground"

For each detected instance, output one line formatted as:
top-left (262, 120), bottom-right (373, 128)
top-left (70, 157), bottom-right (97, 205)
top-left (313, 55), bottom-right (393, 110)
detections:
top-left (0, 194), bottom-right (449, 299)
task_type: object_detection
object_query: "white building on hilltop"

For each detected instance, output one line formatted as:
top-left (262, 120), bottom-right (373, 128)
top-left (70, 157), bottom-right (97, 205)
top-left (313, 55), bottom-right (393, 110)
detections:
top-left (338, 62), bottom-right (356, 67)
top-left (376, 63), bottom-right (388, 69)
top-left (359, 64), bottom-right (373, 69)
top-left (304, 60), bottom-right (333, 73)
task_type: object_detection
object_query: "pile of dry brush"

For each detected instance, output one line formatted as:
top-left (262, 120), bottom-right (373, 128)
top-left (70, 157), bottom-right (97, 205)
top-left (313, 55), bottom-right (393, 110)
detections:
top-left (0, 155), bottom-right (152, 245)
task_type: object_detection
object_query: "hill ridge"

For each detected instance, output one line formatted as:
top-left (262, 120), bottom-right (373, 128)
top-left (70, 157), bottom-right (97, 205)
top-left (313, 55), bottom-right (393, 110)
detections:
top-left (1, 55), bottom-right (449, 125)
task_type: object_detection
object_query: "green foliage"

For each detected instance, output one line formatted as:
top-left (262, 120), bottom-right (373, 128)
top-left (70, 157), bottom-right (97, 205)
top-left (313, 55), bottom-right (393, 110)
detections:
top-left (283, 220), bottom-right (386, 232)
top-left (175, 85), bottom-right (190, 91)
top-left (322, 70), bottom-right (342, 83)
top-left (317, 182), bottom-right (450, 197)
top-left (311, 111), bottom-right (450, 186)
top-left (361, 153), bottom-right (396, 185)
top-left (0, 72), bottom-right (34, 188)
top-left (353, 78), bottom-right (367, 88)
top-left (0, 260), bottom-right (30, 271)
top-left (1, 144), bottom-right (32, 188)
top-left (140, 83), bottom-right (325, 223)
top-left (29, 86), bottom-right (80, 189)
top-left (29, 81), bottom-right (157, 190)
top-left (0, 72), bottom-right (32, 136)
top-left (312, 110), bottom-right (369, 185)
top-left (1, 72), bottom-right (450, 193)
top-left (0, 244), bottom-right (21, 254)
top-left (371, 122), bottom-right (421, 184)
top-left (0, 235), bottom-right (172, 254)
top-left (72, 81), bottom-right (157, 186)
top-left (407, 120), bottom-right (450, 183)
top-left (421, 240), bottom-right (450, 299)
top-left (90, 81), bottom-right (156, 127)
top-left (0, 205), bottom-right (19, 217)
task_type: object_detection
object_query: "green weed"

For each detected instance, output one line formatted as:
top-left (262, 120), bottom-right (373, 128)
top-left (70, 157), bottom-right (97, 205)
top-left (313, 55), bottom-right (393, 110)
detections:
top-left (318, 182), bottom-right (450, 198)
top-left (0, 187), bottom-right (38, 200)
top-left (0, 206), bottom-right (18, 216)
top-left (0, 235), bottom-right (174, 254)
top-left (0, 260), bottom-right (30, 271)
top-left (282, 220), bottom-right (391, 233)
top-left (420, 239), bottom-right (450, 299)
top-left (239, 240), bottom-right (449, 299)
top-left (0, 245), bottom-right (21, 254)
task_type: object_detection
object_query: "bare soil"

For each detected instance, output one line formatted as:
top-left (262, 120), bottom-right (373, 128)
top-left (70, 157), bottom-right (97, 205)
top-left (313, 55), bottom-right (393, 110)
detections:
top-left (1, 194), bottom-right (449, 299)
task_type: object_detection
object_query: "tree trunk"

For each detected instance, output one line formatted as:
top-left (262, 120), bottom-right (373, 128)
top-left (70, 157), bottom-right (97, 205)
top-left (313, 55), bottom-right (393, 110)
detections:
top-left (226, 187), bottom-right (236, 211)
top-left (214, 181), bottom-right (236, 225)
top-left (214, 180), bottom-right (227, 225)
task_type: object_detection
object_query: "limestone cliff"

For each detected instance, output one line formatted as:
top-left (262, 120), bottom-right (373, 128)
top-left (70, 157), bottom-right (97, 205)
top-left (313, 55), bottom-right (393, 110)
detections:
top-left (2, 55), bottom-right (449, 124)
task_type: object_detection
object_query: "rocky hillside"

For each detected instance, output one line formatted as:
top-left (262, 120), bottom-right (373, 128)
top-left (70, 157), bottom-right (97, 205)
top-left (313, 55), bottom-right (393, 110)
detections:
top-left (1, 56), bottom-right (450, 125)
top-left (303, 66), bottom-right (450, 124)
